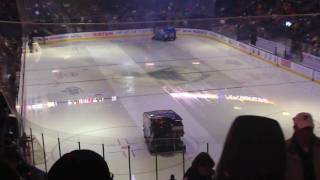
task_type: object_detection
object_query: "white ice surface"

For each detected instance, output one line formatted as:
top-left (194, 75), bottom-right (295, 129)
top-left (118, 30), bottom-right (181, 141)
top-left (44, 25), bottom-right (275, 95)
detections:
top-left (24, 36), bottom-right (320, 179)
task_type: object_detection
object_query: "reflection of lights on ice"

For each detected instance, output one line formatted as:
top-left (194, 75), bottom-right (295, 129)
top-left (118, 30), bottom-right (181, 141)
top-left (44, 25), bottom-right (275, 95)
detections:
top-left (27, 101), bottom-right (57, 110)
top-left (192, 62), bottom-right (201, 65)
top-left (225, 95), bottom-right (274, 104)
top-left (67, 97), bottom-right (104, 106)
top-left (47, 102), bottom-right (56, 108)
top-left (170, 92), bottom-right (218, 99)
top-left (125, 76), bottom-right (134, 80)
top-left (145, 62), bottom-right (155, 66)
top-left (233, 106), bottom-right (242, 110)
top-left (52, 69), bottom-right (59, 73)
top-left (28, 104), bottom-right (43, 110)
top-left (63, 55), bottom-right (71, 59)
top-left (28, 97), bottom-right (105, 110)
top-left (282, 112), bottom-right (291, 116)
top-left (170, 92), bottom-right (274, 104)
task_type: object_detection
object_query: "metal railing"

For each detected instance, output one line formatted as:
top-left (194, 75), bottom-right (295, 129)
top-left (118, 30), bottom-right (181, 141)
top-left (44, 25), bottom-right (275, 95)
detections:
top-left (24, 127), bottom-right (215, 180)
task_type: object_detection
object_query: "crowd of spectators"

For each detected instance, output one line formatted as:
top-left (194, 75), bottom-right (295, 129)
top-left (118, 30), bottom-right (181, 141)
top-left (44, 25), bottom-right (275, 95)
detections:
top-left (0, 0), bottom-right (22, 100)
top-left (1, 89), bottom-right (46, 180)
top-left (216, 0), bottom-right (320, 17)
top-left (18, 0), bottom-right (320, 57)
top-left (2, 112), bottom-right (317, 180)
top-left (0, 0), bottom-right (29, 179)
top-left (19, 0), bottom-right (216, 35)
top-left (22, 0), bottom-right (215, 23)
top-left (215, 0), bottom-right (320, 57)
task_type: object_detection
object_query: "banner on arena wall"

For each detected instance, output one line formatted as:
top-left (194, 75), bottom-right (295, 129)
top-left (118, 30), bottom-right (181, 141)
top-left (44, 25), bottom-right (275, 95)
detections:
top-left (92, 31), bottom-right (114, 37)
top-left (177, 28), bottom-right (194, 34)
top-left (176, 28), bottom-right (206, 36)
top-left (36, 29), bottom-right (154, 42)
top-left (40, 28), bottom-right (188, 42)
top-left (43, 33), bottom-right (85, 41)
top-left (113, 29), bottom-right (152, 35)
top-left (291, 63), bottom-right (314, 79)
top-left (214, 34), bottom-right (240, 48)
top-left (175, 28), bottom-right (182, 33)
top-left (279, 58), bottom-right (291, 68)
top-left (192, 29), bottom-right (208, 35)
top-left (184, 29), bottom-right (194, 33)
top-left (46, 34), bottom-right (70, 41)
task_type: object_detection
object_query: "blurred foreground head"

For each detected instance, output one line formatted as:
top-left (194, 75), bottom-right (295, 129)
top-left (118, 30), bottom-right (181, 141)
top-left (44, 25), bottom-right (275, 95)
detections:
top-left (292, 112), bottom-right (315, 145)
top-left (216, 115), bottom-right (286, 180)
top-left (293, 112), bottom-right (314, 130)
top-left (48, 150), bottom-right (113, 180)
top-left (192, 152), bottom-right (215, 176)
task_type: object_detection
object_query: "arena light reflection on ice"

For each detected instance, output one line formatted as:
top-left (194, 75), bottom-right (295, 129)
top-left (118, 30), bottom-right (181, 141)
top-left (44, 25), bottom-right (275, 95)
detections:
top-left (67, 97), bottom-right (104, 105)
top-left (52, 69), bottom-right (59, 73)
top-left (145, 62), bottom-right (155, 66)
top-left (233, 106), bottom-right (242, 110)
top-left (63, 55), bottom-right (71, 59)
top-left (27, 97), bottom-right (104, 111)
top-left (170, 92), bottom-right (275, 104)
top-left (27, 101), bottom-right (58, 110)
top-left (282, 112), bottom-right (291, 116)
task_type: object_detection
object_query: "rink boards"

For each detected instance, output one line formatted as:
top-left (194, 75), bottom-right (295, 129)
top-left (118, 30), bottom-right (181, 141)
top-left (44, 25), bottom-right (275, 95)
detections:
top-left (33, 28), bottom-right (320, 84)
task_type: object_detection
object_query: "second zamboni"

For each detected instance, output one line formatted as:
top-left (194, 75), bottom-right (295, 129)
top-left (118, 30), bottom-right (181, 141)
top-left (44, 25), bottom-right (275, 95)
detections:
top-left (152, 26), bottom-right (176, 41)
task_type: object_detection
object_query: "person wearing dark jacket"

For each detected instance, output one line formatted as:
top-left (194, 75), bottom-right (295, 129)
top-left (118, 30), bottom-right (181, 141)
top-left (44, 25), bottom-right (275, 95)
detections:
top-left (215, 115), bottom-right (286, 180)
top-left (286, 112), bottom-right (320, 180)
top-left (1, 148), bottom-right (47, 180)
top-left (184, 152), bottom-right (215, 180)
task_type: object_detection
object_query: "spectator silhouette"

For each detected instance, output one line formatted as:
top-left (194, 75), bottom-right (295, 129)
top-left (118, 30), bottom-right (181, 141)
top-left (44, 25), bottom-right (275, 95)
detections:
top-left (215, 115), bottom-right (286, 180)
top-left (48, 150), bottom-right (113, 180)
top-left (286, 112), bottom-right (320, 180)
top-left (169, 174), bottom-right (176, 180)
top-left (184, 152), bottom-right (215, 180)
top-left (1, 148), bottom-right (47, 180)
top-left (0, 161), bottom-right (20, 180)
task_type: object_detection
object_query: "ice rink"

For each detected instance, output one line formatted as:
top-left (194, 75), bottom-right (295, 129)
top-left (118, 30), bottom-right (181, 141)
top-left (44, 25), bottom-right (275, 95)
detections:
top-left (24, 35), bottom-right (320, 179)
